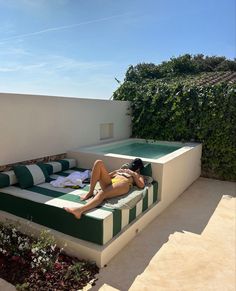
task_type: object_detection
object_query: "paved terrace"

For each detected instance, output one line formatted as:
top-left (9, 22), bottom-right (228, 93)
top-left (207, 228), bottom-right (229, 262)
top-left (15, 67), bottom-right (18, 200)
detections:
top-left (1, 177), bottom-right (235, 291)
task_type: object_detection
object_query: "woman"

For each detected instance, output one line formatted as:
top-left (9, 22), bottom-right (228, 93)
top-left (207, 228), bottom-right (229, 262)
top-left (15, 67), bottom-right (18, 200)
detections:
top-left (64, 158), bottom-right (145, 219)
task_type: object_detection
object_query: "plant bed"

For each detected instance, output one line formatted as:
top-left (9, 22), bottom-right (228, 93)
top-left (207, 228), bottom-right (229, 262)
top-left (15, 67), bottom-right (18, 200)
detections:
top-left (0, 221), bottom-right (99, 290)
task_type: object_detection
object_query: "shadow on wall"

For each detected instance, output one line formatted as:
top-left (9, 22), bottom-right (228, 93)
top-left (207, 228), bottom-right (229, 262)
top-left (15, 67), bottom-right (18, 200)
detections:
top-left (92, 177), bottom-right (235, 291)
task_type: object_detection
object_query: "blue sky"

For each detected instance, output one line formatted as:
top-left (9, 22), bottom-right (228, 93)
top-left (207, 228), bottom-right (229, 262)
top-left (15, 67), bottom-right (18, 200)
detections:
top-left (0, 0), bottom-right (235, 99)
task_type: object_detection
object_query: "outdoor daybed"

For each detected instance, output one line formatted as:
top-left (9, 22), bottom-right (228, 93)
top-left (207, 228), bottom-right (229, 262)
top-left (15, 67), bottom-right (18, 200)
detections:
top-left (0, 159), bottom-right (158, 248)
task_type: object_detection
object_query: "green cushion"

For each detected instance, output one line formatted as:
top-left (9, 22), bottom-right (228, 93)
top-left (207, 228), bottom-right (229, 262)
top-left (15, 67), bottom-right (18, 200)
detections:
top-left (13, 163), bottom-right (50, 189)
top-left (0, 171), bottom-right (18, 188)
top-left (140, 163), bottom-right (152, 177)
top-left (0, 172), bottom-right (10, 188)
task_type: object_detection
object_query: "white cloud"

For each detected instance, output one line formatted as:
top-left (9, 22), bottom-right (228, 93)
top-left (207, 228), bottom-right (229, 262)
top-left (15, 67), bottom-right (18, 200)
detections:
top-left (0, 0), bottom-right (69, 9)
top-left (49, 55), bottom-right (112, 71)
top-left (0, 53), bottom-right (118, 99)
top-left (0, 62), bottom-right (47, 72)
top-left (0, 45), bottom-right (112, 74)
top-left (0, 47), bottom-right (31, 56)
top-left (0, 13), bottom-right (131, 44)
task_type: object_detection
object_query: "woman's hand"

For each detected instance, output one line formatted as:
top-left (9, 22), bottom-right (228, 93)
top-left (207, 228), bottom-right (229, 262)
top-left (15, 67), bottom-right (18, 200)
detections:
top-left (122, 169), bottom-right (145, 189)
top-left (121, 168), bottom-right (134, 176)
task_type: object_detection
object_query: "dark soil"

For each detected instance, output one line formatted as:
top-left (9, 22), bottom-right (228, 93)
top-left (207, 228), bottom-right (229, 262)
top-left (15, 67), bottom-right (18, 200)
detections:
top-left (0, 252), bottom-right (99, 290)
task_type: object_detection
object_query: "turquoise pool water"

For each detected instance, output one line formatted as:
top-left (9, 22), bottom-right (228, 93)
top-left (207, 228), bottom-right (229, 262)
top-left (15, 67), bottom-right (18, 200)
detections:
top-left (91, 141), bottom-right (182, 159)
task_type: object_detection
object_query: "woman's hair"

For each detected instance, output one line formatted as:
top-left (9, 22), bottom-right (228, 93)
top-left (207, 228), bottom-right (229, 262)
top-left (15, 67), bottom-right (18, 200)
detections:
top-left (128, 158), bottom-right (144, 172)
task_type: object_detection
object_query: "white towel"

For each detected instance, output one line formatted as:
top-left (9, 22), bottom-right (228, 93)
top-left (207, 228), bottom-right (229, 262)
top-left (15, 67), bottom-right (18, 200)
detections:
top-left (50, 170), bottom-right (91, 188)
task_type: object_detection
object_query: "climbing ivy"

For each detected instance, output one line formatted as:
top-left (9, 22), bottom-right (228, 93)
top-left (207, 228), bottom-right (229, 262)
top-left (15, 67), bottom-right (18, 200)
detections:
top-left (115, 81), bottom-right (236, 181)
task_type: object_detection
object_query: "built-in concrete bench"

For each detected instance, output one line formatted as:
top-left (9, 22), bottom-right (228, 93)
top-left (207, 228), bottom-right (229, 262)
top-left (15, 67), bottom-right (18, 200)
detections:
top-left (0, 159), bottom-right (158, 266)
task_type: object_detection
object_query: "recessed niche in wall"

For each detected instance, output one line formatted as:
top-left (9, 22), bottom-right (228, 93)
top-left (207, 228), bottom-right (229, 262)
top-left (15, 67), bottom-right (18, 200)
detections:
top-left (100, 123), bottom-right (114, 140)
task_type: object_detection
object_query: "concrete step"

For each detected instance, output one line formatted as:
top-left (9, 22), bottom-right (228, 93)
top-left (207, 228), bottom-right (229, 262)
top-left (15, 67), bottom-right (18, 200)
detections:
top-left (0, 279), bottom-right (16, 291)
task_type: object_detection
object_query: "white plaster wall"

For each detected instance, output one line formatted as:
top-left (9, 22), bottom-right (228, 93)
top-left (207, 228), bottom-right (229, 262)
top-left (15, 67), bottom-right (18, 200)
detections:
top-left (160, 144), bottom-right (202, 204)
top-left (0, 93), bottom-right (131, 165)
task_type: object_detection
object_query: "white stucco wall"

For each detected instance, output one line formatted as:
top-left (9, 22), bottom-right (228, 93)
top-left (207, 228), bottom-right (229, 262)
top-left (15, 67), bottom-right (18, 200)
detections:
top-left (0, 93), bottom-right (131, 165)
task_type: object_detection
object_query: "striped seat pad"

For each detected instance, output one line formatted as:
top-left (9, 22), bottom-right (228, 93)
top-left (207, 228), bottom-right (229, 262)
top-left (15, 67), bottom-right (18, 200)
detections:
top-left (0, 168), bottom-right (158, 245)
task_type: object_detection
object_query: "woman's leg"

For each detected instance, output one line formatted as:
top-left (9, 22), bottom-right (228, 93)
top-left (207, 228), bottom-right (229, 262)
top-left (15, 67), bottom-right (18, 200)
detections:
top-left (81, 160), bottom-right (112, 200)
top-left (64, 182), bottom-right (130, 219)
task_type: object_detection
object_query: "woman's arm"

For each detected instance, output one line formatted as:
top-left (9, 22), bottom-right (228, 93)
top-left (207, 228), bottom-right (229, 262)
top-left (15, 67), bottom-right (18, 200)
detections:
top-left (132, 172), bottom-right (145, 189)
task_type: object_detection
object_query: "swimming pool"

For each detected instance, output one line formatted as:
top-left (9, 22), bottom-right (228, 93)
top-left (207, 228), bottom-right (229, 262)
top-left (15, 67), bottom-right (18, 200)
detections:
top-left (68, 138), bottom-right (201, 189)
top-left (85, 140), bottom-right (182, 159)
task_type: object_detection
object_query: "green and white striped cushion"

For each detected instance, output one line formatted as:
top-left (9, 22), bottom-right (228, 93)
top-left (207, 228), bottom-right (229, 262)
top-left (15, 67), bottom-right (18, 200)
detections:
top-left (13, 163), bottom-right (50, 189)
top-left (0, 171), bottom-right (18, 188)
top-left (140, 163), bottom-right (152, 177)
top-left (44, 159), bottom-right (76, 175)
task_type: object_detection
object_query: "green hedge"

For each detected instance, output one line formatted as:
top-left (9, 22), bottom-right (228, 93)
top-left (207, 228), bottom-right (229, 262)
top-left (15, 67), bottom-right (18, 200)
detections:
top-left (115, 81), bottom-right (236, 181)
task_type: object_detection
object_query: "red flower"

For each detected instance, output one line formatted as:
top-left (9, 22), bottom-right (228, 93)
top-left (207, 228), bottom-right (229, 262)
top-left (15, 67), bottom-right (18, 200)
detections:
top-left (54, 262), bottom-right (62, 270)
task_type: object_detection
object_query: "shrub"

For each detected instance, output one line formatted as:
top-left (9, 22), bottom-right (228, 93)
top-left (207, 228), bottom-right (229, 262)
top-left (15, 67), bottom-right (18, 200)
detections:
top-left (115, 80), bottom-right (236, 181)
top-left (0, 221), bottom-right (99, 290)
top-left (113, 54), bottom-right (236, 181)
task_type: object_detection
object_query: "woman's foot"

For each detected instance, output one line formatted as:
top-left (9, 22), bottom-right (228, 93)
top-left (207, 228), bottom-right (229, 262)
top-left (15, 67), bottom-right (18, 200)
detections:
top-left (63, 207), bottom-right (83, 219)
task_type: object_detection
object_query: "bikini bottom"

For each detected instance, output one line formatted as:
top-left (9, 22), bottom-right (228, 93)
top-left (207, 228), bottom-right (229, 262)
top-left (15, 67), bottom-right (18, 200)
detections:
top-left (111, 177), bottom-right (133, 189)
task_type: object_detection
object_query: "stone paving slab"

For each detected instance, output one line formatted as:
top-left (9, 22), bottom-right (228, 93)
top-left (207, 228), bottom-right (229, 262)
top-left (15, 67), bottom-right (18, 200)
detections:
top-left (130, 181), bottom-right (236, 291)
top-left (130, 228), bottom-right (235, 290)
top-left (94, 177), bottom-right (235, 291)
top-left (0, 279), bottom-right (16, 291)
